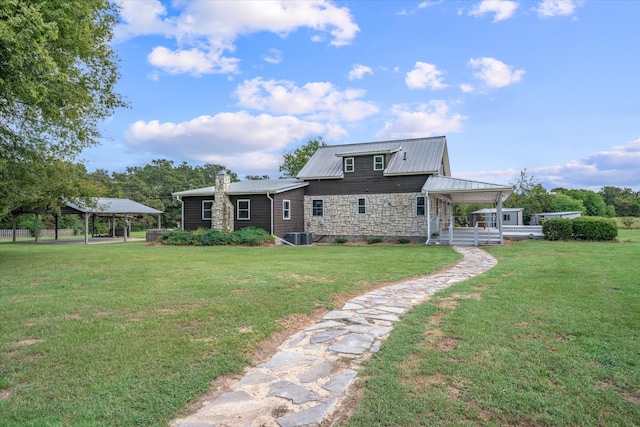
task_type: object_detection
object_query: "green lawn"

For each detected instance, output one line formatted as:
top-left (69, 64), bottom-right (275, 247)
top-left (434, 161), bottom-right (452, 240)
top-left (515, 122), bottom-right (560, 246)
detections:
top-left (345, 230), bottom-right (640, 426)
top-left (0, 242), bottom-right (459, 426)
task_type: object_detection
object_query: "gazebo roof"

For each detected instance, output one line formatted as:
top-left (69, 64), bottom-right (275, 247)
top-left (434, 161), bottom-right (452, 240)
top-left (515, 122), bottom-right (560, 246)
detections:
top-left (64, 198), bottom-right (162, 215)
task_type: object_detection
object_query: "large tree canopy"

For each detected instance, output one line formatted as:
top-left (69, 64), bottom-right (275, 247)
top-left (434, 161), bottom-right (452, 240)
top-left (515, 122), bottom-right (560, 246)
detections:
top-left (0, 0), bottom-right (126, 215)
top-left (279, 137), bottom-right (327, 178)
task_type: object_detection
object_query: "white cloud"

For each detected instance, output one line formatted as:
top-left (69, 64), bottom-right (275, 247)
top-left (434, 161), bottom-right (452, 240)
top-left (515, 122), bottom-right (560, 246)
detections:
top-left (376, 101), bottom-right (467, 140)
top-left (234, 78), bottom-right (379, 121)
top-left (262, 49), bottom-right (283, 64)
top-left (458, 139), bottom-right (640, 190)
top-left (124, 111), bottom-right (332, 172)
top-left (116, 0), bottom-right (359, 75)
top-left (469, 0), bottom-right (519, 22)
top-left (114, 0), bottom-right (173, 40)
top-left (348, 64), bottom-right (373, 80)
top-left (147, 46), bottom-right (240, 75)
top-left (468, 57), bottom-right (525, 88)
top-left (419, 1), bottom-right (444, 8)
top-left (405, 62), bottom-right (447, 90)
top-left (537, 0), bottom-right (583, 18)
top-left (460, 83), bottom-right (475, 93)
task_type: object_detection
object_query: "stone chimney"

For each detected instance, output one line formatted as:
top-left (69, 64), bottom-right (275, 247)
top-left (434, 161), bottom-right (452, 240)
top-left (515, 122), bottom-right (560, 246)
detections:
top-left (213, 173), bottom-right (233, 233)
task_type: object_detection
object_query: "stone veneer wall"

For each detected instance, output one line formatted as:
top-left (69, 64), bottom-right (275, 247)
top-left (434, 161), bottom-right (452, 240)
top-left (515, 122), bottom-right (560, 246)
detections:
top-left (304, 193), bottom-right (429, 241)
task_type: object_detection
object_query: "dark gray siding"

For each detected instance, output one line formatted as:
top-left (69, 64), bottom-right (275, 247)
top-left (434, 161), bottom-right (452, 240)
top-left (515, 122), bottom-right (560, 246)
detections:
top-left (274, 187), bottom-right (305, 236)
top-left (305, 154), bottom-right (430, 195)
top-left (182, 196), bottom-right (213, 230)
top-left (229, 194), bottom-right (271, 233)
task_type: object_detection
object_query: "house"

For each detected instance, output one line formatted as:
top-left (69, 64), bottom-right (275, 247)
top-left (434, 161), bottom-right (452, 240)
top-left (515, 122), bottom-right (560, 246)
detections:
top-left (530, 211), bottom-right (582, 225)
top-left (173, 136), bottom-right (514, 245)
top-left (471, 208), bottom-right (524, 227)
top-left (173, 178), bottom-right (308, 236)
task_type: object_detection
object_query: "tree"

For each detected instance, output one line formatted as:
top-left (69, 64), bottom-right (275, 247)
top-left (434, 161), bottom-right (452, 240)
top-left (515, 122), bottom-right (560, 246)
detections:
top-left (550, 194), bottom-right (585, 213)
top-left (504, 169), bottom-right (552, 223)
top-left (565, 189), bottom-right (610, 217)
top-left (279, 137), bottom-right (327, 178)
top-left (0, 0), bottom-right (127, 216)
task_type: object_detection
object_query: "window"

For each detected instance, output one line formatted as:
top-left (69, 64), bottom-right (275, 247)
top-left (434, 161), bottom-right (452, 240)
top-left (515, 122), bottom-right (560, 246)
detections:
top-left (503, 214), bottom-right (511, 221)
top-left (416, 196), bottom-right (426, 216)
top-left (373, 155), bottom-right (384, 171)
top-left (312, 199), bottom-right (324, 216)
top-left (283, 200), bottom-right (291, 220)
top-left (357, 197), bottom-right (367, 214)
top-left (344, 157), bottom-right (354, 173)
top-left (202, 200), bottom-right (213, 220)
top-left (237, 199), bottom-right (250, 220)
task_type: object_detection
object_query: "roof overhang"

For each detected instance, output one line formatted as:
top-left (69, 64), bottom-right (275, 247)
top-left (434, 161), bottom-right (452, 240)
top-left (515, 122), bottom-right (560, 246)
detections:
top-left (423, 176), bottom-right (513, 204)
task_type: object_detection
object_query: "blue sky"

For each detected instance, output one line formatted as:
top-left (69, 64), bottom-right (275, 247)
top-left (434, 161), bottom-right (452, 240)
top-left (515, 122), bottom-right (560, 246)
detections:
top-left (84, 0), bottom-right (640, 190)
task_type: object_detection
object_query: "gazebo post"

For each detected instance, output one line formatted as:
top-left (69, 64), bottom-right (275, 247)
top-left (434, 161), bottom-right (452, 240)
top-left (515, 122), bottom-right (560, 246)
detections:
top-left (34, 213), bottom-right (39, 243)
top-left (84, 213), bottom-right (89, 244)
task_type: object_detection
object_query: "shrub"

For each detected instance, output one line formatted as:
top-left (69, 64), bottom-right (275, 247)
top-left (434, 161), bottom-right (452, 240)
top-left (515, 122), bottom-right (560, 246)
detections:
top-left (161, 227), bottom-right (274, 246)
top-left (234, 227), bottom-right (274, 246)
top-left (621, 217), bottom-right (636, 229)
top-left (542, 218), bottom-right (573, 241)
top-left (572, 217), bottom-right (618, 241)
top-left (397, 237), bottom-right (411, 244)
top-left (333, 237), bottom-right (348, 244)
top-left (161, 230), bottom-right (199, 245)
top-left (367, 237), bottom-right (383, 244)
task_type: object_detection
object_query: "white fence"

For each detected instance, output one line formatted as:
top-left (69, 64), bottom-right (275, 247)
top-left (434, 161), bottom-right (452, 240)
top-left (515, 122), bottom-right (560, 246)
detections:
top-left (0, 229), bottom-right (76, 239)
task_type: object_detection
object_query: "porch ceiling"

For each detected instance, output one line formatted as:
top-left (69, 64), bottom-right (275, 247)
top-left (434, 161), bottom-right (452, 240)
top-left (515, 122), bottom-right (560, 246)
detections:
top-left (423, 176), bottom-right (513, 204)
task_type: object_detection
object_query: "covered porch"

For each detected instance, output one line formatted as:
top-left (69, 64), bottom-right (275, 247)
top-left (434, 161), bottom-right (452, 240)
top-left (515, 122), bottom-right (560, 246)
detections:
top-left (422, 176), bottom-right (513, 246)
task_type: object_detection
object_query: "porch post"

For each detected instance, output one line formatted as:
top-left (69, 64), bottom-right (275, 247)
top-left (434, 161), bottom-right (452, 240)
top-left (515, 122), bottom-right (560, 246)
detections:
top-left (497, 192), bottom-right (504, 244)
top-left (426, 192), bottom-right (431, 244)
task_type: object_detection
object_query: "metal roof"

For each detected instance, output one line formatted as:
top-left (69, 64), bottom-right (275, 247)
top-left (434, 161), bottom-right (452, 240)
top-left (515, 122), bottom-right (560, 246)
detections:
top-left (423, 176), bottom-right (513, 203)
top-left (296, 136), bottom-right (451, 179)
top-left (172, 179), bottom-right (308, 197)
top-left (66, 198), bottom-right (163, 215)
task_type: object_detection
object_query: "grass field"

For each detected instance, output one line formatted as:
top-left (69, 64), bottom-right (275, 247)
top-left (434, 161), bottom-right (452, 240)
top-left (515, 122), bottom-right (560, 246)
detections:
top-left (344, 230), bottom-right (640, 426)
top-left (0, 242), bottom-right (459, 426)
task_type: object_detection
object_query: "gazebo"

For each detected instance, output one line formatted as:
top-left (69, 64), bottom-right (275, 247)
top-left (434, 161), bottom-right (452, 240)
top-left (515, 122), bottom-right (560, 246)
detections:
top-left (11, 198), bottom-right (163, 244)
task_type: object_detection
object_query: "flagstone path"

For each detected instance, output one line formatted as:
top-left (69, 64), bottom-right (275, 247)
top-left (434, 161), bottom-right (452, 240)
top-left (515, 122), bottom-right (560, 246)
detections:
top-left (171, 246), bottom-right (498, 427)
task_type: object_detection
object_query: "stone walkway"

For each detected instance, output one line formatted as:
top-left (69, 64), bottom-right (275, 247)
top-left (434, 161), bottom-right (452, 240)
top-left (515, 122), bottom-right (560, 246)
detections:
top-left (171, 246), bottom-right (498, 427)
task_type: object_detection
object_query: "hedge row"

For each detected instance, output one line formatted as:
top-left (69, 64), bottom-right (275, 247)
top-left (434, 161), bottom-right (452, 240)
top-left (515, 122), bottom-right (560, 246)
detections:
top-left (542, 217), bottom-right (618, 241)
top-left (161, 227), bottom-right (275, 246)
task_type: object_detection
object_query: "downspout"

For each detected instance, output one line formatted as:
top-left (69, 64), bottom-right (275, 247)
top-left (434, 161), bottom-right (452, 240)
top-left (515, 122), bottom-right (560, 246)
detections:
top-left (266, 193), bottom-right (274, 235)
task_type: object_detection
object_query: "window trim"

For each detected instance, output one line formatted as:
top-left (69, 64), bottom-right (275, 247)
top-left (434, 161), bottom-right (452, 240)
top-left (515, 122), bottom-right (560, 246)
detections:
top-left (373, 155), bottom-right (384, 171)
top-left (344, 157), bottom-right (354, 173)
top-left (202, 200), bottom-right (214, 220)
top-left (312, 199), bottom-right (324, 216)
top-left (283, 199), bottom-right (291, 220)
top-left (237, 199), bottom-right (250, 220)
top-left (357, 197), bottom-right (366, 214)
top-left (416, 196), bottom-right (426, 216)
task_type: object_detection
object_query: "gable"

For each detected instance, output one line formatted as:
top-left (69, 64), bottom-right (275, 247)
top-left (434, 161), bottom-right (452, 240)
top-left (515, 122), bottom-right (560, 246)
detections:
top-left (296, 136), bottom-right (450, 179)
